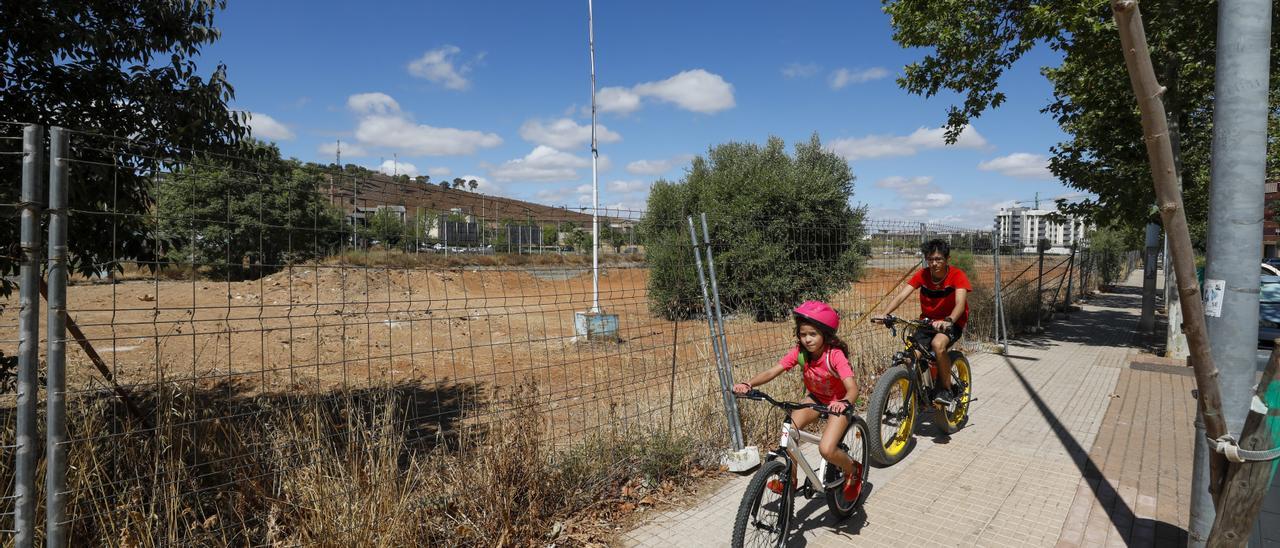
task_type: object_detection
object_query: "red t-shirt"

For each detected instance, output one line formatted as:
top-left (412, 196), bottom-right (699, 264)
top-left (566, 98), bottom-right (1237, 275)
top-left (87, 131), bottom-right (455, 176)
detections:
top-left (908, 266), bottom-right (972, 327)
top-left (778, 346), bottom-right (854, 404)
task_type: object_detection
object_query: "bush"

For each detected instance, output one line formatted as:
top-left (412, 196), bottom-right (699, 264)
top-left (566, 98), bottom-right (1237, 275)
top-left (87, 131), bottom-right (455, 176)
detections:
top-left (1088, 225), bottom-right (1132, 287)
top-left (639, 134), bottom-right (867, 320)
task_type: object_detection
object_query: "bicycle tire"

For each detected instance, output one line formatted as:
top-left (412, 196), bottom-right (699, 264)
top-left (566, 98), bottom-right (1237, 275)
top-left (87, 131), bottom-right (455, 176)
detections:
top-left (731, 458), bottom-right (792, 548)
top-left (934, 351), bottom-right (972, 435)
top-left (824, 415), bottom-right (870, 518)
top-left (867, 365), bottom-right (917, 466)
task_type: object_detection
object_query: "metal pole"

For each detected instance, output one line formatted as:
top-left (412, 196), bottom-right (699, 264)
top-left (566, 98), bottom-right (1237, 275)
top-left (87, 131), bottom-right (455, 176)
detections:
top-left (587, 0), bottom-right (600, 312)
top-left (1036, 241), bottom-right (1045, 331)
top-left (45, 127), bottom-right (69, 547)
top-left (14, 124), bottom-right (43, 548)
top-left (701, 213), bottom-right (745, 451)
top-left (992, 236), bottom-right (1007, 353)
top-left (688, 217), bottom-right (740, 449)
top-left (1065, 243), bottom-right (1076, 307)
top-left (1190, 0), bottom-right (1273, 542)
top-left (1138, 223), bottom-right (1160, 333)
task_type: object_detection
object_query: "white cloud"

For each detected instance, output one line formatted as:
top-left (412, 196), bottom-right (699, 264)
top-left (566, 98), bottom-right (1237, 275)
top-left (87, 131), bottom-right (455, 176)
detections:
top-left (626, 154), bottom-right (693, 175)
top-left (246, 112), bottom-right (294, 141)
top-left (378, 159), bottom-right (419, 177)
top-left (828, 126), bottom-right (989, 161)
top-left (596, 87), bottom-right (643, 114)
top-left (317, 141), bottom-right (370, 159)
top-left (978, 152), bottom-right (1054, 180)
top-left (874, 175), bottom-right (953, 212)
top-left (595, 69), bottom-right (736, 115)
top-left (519, 118), bottom-right (621, 149)
top-left (782, 63), bottom-right (821, 79)
top-left (829, 67), bottom-right (889, 89)
top-left (489, 146), bottom-right (591, 182)
top-left (344, 92), bottom-right (501, 156)
top-left (633, 69), bottom-right (736, 113)
top-left (607, 179), bottom-right (648, 193)
top-left (427, 166), bottom-right (451, 177)
top-left (596, 154), bottom-right (613, 172)
top-left (534, 183), bottom-right (594, 206)
top-left (407, 45), bottom-right (473, 90)
top-left (347, 92), bottom-right (401, 115)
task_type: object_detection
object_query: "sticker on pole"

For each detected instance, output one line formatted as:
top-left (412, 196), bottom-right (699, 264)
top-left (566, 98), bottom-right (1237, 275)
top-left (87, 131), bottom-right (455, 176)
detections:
top-left (1203, 278), bottom-right (1225, 318)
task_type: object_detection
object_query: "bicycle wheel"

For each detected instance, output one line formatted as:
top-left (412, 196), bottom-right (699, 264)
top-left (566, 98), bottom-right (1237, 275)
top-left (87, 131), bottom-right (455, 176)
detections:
top-left (824, 415), bottom-right (870, 518)
top-left (934, 350), bottom-right (972, 434)
top-left (731, 458), bottom-right (792, 548)
top-left (866, 365), bottom-right (916, 466)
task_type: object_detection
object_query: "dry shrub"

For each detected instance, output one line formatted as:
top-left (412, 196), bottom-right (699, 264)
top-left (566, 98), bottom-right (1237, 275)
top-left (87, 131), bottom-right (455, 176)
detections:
top-left (0, 379), bottom-right (723, 547)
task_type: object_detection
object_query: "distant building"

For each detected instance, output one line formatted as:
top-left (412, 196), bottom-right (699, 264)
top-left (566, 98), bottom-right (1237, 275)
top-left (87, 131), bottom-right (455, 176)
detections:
top-left (994, 207), bottom-right (1088, 254)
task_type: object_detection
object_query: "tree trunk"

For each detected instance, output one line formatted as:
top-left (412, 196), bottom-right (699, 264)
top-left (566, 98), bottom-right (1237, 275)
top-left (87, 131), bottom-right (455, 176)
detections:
top-left (1206, 344), bottom-right (1280, 546)
top-left (1109, 0), bottom-right (1230, 490)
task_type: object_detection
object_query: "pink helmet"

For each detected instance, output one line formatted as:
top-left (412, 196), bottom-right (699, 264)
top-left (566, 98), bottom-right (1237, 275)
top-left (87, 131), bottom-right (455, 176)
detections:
top-left (793, 301), bottom-right (839, 333)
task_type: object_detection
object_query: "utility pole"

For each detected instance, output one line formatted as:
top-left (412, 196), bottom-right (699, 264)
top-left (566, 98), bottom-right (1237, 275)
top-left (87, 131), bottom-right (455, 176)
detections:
top-left (1189, 0), bottom-right (1273, 543)
top-left (1138, 223), bottom-right (1160, 333)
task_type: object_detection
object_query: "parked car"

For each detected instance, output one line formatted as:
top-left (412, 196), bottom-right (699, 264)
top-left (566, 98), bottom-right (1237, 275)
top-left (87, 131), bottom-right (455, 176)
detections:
top-left (1261, 267), bottom-right (1280, 342)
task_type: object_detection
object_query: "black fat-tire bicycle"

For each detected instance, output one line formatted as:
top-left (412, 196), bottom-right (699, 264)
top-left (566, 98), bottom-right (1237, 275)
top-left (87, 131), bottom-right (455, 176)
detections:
top-left (730, 390), bottom-right (869, 548)
top-left (865, 314), bottom-right (972, 467)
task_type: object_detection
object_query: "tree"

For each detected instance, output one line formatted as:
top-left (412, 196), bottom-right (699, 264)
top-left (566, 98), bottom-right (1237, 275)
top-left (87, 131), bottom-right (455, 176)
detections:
top-left (640, 134), bottom-right (867, 320)
top-left (0, 0), bottom-right (248, 295)
top-left (883, 0), bottom-right (1280, 243)
top-left (468, 179), bottom-right (478, 192)
top-left (363, 209), bottom-right (405, 248)
top-left (439, 181), bottom-right (450, 189)
top-left (453, 177), bottom-right (465, 189)
top-left (155, 142), bottom-right (345, 280)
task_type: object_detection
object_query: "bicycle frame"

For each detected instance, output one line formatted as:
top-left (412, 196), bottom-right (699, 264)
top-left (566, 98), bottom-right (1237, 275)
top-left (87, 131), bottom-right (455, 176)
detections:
top-left (773, 417), bottom-right (837, 490)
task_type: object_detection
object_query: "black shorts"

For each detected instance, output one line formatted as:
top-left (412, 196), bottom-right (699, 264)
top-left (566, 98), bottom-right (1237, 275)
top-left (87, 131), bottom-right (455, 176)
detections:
top-left (913, 322), bottom-right (963, 354)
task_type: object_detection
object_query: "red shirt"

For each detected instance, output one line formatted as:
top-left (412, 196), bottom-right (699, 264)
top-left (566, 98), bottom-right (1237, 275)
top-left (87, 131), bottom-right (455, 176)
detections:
top-left (908, 266), bottom-right (972, 327)
top-left (778, 346), bottom-right (854, 404)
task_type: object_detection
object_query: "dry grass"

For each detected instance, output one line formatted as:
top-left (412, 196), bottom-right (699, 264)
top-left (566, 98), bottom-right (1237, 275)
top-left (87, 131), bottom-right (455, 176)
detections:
top-left (0, 377), bottom-right (727, 547)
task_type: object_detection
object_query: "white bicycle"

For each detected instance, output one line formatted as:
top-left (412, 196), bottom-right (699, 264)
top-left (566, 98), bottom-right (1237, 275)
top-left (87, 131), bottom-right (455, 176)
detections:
top-left (730, 390), bottom-right (870, 548)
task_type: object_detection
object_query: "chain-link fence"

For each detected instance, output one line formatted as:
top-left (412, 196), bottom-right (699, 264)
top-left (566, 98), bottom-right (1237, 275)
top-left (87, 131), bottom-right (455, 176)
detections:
top-left (0, 123), bottom-right (1136, 545)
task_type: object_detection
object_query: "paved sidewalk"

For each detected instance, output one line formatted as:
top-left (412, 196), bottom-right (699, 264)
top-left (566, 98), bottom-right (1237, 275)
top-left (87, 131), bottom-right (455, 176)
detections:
top-left (622, 269), bottom-right (1176, 547)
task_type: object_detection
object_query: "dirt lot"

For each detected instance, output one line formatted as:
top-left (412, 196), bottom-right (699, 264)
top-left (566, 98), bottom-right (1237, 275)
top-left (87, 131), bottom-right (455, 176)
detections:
top-left (0, 255), bottom-right (1058, 431)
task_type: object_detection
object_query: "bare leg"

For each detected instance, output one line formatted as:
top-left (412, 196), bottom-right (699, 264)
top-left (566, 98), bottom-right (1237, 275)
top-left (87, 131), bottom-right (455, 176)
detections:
top-left (932, 333), bottom-right (952, 391)
top-left (818, 413), bottom-right (854, 478)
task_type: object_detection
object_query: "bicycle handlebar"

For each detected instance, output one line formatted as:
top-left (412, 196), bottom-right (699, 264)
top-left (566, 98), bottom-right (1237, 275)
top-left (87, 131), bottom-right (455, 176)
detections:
top-left (735, 389), bottom-right (852, 416)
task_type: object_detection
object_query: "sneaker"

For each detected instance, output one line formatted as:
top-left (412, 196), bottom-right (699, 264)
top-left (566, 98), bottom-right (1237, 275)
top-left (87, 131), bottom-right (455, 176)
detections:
top-left (933, 388), bottom-right (955, 406)
top-left (842, 465), bottom-right (863, 502)
top-left (767, 478), bottom-right (784, 495)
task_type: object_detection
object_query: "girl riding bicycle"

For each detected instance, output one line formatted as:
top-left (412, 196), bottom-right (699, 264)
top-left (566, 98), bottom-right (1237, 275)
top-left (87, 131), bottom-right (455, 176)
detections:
top-left (731, 301), bottom-right (861, 502)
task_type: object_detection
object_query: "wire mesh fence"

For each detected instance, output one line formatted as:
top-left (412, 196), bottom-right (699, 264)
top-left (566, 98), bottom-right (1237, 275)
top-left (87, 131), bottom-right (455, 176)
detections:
top-left (0, 122), bottom-right (1139, 545)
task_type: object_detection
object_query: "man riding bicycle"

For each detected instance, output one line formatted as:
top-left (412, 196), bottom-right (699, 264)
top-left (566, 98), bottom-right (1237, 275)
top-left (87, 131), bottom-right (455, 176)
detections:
top-left (874, 238), bottom-right (971, 406)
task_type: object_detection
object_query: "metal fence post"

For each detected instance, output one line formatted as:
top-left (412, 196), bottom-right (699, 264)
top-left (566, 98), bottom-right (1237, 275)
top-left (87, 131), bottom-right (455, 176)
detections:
top-left (701, 213), bottom-right (744, 451)
top-left (1065, 243), bottom-right (1076, 306)
top-left (1036, 240), bottom-right (1045, 331)
top-left (15, 124), bottom-right (44, 548)
top-left (992, 237), bottom-right (1007, 354)
top-left (45, 127), bottom-right (69, 548)
top-left (688, 217), bottom-right (741, 450)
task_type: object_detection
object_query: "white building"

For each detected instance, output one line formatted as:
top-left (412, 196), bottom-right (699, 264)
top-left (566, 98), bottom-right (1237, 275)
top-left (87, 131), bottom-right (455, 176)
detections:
top-left (994, 207), bottom-right (1089, 254)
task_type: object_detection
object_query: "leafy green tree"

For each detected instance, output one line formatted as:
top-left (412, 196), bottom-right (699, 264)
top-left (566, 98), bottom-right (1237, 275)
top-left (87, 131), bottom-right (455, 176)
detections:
top-left (156, 142), bottom-right (344, 279)
top-left (884, 0), bottom-right (1279, 243)
top-left (0, 0), bottom-right (248, 295)
top-left (640, 134), bottom-right (867, 320)
top-left (364, 209), bottom-right (406, 248)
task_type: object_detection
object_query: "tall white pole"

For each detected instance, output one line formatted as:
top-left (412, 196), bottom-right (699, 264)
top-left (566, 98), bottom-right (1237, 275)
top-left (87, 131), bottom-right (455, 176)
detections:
top-left (588, 0), bottom-right (600, 312)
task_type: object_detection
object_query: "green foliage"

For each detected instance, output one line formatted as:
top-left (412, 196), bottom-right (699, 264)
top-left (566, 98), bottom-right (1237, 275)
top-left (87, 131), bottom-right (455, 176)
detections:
top-left (1088, 225), bottom-right (1131, 287)
top-left (363, 209), bottom-right (406, 248)
top-left (0, 0), bottom-right (248, 296)
top-left (155, 142), bottom-right (345, 280)
top-left (949, 250), bottom-right (975, 276)
top-left (639, 134), bottom-right (866, 320)
top-left (884, 0), bottom-right (1280, 243)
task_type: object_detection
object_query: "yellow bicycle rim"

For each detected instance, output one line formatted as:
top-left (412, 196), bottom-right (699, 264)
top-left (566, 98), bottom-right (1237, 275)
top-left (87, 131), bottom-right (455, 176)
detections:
top-left (945, 357), bottom-right (971, 428)
top-left (885, 377), bottom-right (915, 456)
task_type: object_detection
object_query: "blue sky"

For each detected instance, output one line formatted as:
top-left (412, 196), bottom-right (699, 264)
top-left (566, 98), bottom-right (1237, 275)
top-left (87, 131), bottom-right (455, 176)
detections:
top-left (204, 0), bottom-right (1084, 228)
